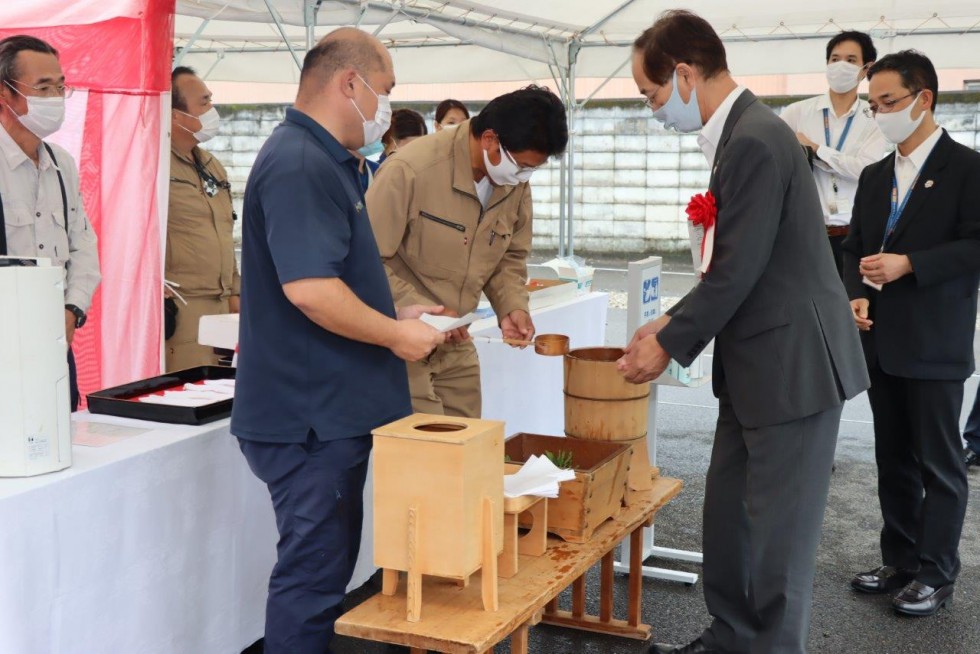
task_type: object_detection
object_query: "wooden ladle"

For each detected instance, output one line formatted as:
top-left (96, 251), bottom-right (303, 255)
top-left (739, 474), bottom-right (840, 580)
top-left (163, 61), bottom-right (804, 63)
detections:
top-left (473, 333), bottom-right (570, 356)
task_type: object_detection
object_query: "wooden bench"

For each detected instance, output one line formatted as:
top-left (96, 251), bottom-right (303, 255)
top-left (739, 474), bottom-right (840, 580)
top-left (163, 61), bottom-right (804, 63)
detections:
top-left (336, 475), bottom-right (683, 654)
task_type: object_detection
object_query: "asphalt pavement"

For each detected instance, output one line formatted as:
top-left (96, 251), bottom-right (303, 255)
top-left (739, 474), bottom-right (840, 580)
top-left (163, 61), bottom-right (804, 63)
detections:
top-left (330, 252), bottom-right (980, 654)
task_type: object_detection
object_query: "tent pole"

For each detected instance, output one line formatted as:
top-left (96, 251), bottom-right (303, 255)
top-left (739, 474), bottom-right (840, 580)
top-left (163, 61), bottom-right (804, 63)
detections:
top-left (262, 0), bottom-right (304, 71)
top-left (579, 54), bottom-right (631, 109)
top-left (565, 42), bottom-right (579, 258)
top-left (202, 51), bottom-right (225, 79)
top-left (558, 148), bottom-right (567, 258)
top-left (578, 0), bottom-right (638, 38)
top-left (172, 18), bottom-right (211, 69)
top-left (304, 1), bottom-right (321, 51)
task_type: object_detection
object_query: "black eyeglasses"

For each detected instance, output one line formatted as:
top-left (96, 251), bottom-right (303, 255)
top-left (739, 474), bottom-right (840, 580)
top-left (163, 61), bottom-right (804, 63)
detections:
top-left (864, 91), bottom-right (919, 117)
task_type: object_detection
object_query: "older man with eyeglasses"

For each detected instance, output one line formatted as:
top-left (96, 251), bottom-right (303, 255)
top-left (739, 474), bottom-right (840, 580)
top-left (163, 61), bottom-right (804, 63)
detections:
top-left (0, 35), bottom-right (100, 412)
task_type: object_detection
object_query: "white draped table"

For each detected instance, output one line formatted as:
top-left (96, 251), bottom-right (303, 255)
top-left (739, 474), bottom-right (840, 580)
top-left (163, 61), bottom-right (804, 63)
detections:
top-left (0, 292), bottom-right (608, 653)
top-left (473, 291), bottom-right (609, 435)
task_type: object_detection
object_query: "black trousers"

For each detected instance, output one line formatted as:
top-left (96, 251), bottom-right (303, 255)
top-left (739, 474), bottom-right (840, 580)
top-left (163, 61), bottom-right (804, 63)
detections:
top-left (68, 347), bottom-right (79, 412)
top-left (964, 383), bottom-right (980, 454)
top-left (828, 234), bottom-right (846, 281)
top-left (867, 365), bottom-right (968, 586)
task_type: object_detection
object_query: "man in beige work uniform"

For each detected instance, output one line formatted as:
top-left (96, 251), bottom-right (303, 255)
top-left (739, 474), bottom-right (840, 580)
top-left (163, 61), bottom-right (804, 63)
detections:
top-left (166, 66), bottom-right (239, 371)
top-left (367, 86), bottom-right (568, 417)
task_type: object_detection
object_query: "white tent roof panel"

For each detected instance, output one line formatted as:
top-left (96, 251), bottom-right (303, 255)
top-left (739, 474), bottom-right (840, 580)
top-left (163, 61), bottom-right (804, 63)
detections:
top-left (175, 1), bottom-right (980, 84)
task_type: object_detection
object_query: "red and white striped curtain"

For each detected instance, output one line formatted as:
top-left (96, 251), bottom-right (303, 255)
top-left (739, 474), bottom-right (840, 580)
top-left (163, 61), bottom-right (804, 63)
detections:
top-left (0, 0), bottom-right (174, 402)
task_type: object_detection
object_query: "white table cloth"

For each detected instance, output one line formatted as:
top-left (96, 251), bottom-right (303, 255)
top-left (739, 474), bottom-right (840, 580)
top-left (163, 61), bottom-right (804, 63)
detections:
top-left (0, 292), bottom-right (607, 653)
top-left (472, 292), bottom-right (609, 436)
top-left (0, 414), bottom-right (278, 654)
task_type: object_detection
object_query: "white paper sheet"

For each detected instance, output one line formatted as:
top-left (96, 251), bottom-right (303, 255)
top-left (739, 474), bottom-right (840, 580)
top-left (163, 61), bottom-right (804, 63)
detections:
top-left (503, 454), bottom-right (576, 498)
top-left (420, 312), bottom-right (481, 332)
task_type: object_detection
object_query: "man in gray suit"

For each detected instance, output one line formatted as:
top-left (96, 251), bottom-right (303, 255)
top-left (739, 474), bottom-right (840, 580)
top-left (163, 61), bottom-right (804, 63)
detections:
top-left (620, 11), bottom-right (870, 654)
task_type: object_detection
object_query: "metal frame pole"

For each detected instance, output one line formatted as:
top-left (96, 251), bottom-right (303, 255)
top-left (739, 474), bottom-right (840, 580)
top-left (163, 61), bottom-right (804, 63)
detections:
top-left (565, 42), bottom-right (579, 258)
top-left (262, 0), bottom-right (304, 71)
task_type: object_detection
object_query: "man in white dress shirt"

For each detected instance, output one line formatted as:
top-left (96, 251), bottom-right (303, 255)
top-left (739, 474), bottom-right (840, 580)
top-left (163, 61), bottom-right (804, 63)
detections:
top-left (781, 31), bottom-right (888, 278)
top-left (0, 35), bottom-right (101, 410)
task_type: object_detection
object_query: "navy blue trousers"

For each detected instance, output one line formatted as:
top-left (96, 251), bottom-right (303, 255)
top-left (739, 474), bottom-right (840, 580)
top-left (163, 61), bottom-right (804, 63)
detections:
top-left (238, 432), bottom-right (371, 654)
top-left (965, 384), bottom-right (980, 454)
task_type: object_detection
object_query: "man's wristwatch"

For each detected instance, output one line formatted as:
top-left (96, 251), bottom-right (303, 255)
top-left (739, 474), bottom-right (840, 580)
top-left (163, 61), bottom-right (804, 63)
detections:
top-left (65, 304), bottom-right (87, 328)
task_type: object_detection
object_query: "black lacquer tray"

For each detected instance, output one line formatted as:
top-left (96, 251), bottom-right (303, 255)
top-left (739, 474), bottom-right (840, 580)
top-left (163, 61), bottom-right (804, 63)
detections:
top-left (87, 366), bottom-right (235, 425)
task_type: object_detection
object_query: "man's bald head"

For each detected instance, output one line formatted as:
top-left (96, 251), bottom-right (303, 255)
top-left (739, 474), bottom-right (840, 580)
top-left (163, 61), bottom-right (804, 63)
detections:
top-left (299, 28), bottom-right (390, 93)
top-left (294, 27), bottom-right (395, 150)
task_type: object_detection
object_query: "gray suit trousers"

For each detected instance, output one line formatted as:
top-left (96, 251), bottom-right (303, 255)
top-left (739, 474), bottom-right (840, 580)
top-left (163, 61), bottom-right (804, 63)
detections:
top-left (700, 383), bottom-right (841, 654)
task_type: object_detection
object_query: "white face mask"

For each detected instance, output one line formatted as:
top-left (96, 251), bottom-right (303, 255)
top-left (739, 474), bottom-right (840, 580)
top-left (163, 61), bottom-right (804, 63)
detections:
top-left (177, 107), bottom-right (220, 143)
top-left (875, 93), bottom-right (925, 145)
top-left (483, 143), bottom-right (536, 186)
top-left (826, 61), bottom-right (862, 94)
top-left (5, 82), bottom-right (64, 139)
top-left (351, 74), bottom-right (391, 147)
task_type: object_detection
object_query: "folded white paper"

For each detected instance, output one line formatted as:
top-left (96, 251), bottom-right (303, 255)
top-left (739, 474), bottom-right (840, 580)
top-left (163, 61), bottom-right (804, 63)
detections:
top-left (503, 454), bottom-right (576, 499)
top-left (420, 312), bottom-right (481, 332)
top-left (138, 395), bottom-right (217, 407)
top-left (201, 379), bottom-right (235, 389)
top-left (181, 383), bottom-right (233, 395)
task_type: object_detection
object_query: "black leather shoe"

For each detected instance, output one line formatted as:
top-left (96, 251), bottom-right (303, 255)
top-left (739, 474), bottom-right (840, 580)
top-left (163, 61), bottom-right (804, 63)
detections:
top-left (850, 566), bottom-right (915, 594)
top-left (893, 581), bottom-right (954, 616)
top-left (649, 639), bottom-right (715, 654)
top-left (965, 449), bottom-right (980, 469)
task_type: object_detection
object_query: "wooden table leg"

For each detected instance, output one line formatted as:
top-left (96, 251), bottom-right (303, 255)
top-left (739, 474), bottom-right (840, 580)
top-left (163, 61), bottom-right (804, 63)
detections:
top-left (510, 622), bottom-right (530, 654)
top-left (628, 524), bottom-right (643, 627)
top-left (544, 597), bottom-right (558, 615)
top-left (540, 534), bottom-right (652, 641)
top-left (572, 574), bottom-right (586, 618)
top-left (518, 498), bottom-right (548, 556)
top-left (382, 569), bottom-right (399, 596)
top-left (499, 512), bottom-right (519, 578)
top-left (600, 550), bottom-right (614, 623)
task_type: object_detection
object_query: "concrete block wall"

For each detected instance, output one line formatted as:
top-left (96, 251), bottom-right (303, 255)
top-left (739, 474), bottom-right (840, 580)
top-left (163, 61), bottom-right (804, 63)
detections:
top-left (207, 99), bottom-right (980, 253)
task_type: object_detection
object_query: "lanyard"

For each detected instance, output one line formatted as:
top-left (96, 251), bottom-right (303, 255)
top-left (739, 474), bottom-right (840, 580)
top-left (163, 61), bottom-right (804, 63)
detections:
top-left (880, 171), bottom-right (919, 251)
top-left (881, 148), bottom-right (936, 251)
top-left (823, 108), bottom-right (855, 151)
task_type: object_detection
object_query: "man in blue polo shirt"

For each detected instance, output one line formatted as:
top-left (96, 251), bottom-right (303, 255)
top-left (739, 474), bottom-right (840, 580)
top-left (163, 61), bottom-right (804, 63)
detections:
top-left (231, 28), bottom-right (445, 653)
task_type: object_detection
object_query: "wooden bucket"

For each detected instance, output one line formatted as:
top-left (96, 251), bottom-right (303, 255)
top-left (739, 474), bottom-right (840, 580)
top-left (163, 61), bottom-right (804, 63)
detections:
top-left (563, 347), bottom-right (650, 442)
top-left (564, 347), bottom-right (653, 492)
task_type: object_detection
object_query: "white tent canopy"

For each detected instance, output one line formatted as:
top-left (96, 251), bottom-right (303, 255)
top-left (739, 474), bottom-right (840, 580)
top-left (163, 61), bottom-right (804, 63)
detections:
top-left (174, 1), bottom-right (980, 255)
top-left (177, 1), bottom-right (980, 85)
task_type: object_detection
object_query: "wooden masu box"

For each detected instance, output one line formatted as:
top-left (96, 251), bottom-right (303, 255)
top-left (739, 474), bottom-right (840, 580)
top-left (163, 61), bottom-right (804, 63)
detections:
top-left (372, 413), bottom-right (505, 622)
top-left (504, 433), bottom-right (631, 544)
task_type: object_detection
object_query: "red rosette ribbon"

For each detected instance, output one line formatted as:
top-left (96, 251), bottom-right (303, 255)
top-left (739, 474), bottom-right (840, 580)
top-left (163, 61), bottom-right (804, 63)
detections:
top-left (686, 191), bottom-right (718, 271)
top-left (685, 191), bottom-right (717, 259)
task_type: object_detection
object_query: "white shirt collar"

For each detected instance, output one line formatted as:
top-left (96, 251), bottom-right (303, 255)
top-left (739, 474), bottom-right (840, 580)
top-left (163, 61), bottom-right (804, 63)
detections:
top-left (697, 86), bottom-right (747, 165)
top-left (0, 121), bottom-right (54, 171)
top-left (896, 125), bottom-right (943, 173)
top-left (815, 92), bottom-right (861, 118)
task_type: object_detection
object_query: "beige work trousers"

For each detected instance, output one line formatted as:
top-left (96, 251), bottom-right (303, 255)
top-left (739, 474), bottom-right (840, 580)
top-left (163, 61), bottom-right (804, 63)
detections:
top-left (406, 340), bottom-right (482, 418)
top-left (165, 295), bottom-right (230, 372)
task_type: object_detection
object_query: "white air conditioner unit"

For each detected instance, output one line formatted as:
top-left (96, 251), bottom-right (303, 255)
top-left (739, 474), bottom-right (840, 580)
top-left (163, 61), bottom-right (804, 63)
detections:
top-left (0, 257), bottom-right (71, 477)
